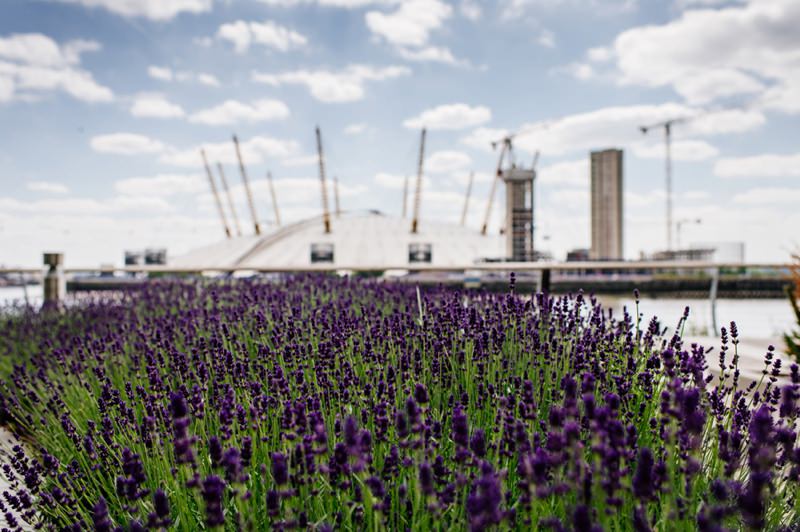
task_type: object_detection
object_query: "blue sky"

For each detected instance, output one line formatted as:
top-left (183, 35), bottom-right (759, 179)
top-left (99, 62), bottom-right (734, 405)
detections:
top-left (1, 0), bottom-right (798, 266)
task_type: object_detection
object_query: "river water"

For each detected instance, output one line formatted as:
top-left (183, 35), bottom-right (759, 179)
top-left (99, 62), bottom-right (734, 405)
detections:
top-left (598, 296), bottom-right (794, 340)
top-left (0, 286), bottom-right (795, 340)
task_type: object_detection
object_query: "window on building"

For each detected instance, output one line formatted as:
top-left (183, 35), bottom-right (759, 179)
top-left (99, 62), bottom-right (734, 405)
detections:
top-left (311, 243), bottom-right (334, 263)
top-left (409, 243), bottom-right (432, 263)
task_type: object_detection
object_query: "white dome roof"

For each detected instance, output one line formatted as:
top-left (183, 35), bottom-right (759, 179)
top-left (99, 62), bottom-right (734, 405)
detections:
top-left (172, 211), bottom-right (504, 269)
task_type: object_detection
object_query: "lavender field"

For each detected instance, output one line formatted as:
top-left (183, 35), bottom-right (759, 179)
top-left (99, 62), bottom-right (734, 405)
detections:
top-left (0, 276), bottom-right (798, 530)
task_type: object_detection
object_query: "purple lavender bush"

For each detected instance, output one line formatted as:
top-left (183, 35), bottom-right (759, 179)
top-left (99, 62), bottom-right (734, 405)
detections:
top-left (0, 275), bottom-right (798, 530)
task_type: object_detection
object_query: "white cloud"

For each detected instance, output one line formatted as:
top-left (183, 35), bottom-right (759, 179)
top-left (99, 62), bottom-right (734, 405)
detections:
top-left (217, 20), bottom-right (308, 53)
top-left (682, 190), bottom-right (709, 200)
top-left (607, 0), bottom-right (800, 113)
top-left (344, 122), bottom-right (367, 134)
top-left (460, 127), bottom-right (510, 151)
top-left (676, 0), bottom-right (745, 7)
top-left (196, 176), bottom-right (366, 223)
top-left (148, 65), bottom-right (173, 81)
top-left (148, 66), bottom-right (220, 87)
top-left (732, 187), bottom-right (800, 205)
top-left (90, 132), bottom-right (302, 167)
top-left (426, 150), bottom-right (472, 173)
top-left (537, 30), bottom-right (555, 48)
top-left (404, 103), bottom-right (491, 130)
top-left (625, 189), bottom-right (665, 208)
top-left (258, 0), bottom-right (394, 6)
top-left (587, 46), bottom-right (612, 62)
top-left (188, 99), bottom-right (290, 125)
top-left (474, 103), bottom-right (763, 157)
top-left (0, 33), bottom-right (80, 66)
top-left (27, 181), bottom-right (69, 194)
top-left (160, 136), bottom-right (300, 167)
top-left (374, 172), bottom-right (408, 189)
top-left (0, 195), bottom-right (171, 216)
top-left (686, 108), bottom-right (765, 135)
top-left (397, 46), bottom-right (464, 66)
top-left (51, 0), bottom-right (212, 21)
top-left (760, 71), bottom-right (800, 114)
top-left (365, 0), bottom-right (452, 47)
top-left (281, 155), bottom-right (318, 167)
top-left (196, 73), bottom-right (220, 87)
top-left (633, 139), bottom-right (719, 161)
top-left (500, 0), bottom-right (637, 20)
top-left (460, 0), bottom-right (481, 20)
top-left (562, 62), bottom-right (594, 80)
top-left (0, 33), bottom-right (112, 103)
top-left (252, 64), bottom-right (410, 102)
top-left (114, 174), bottom-right (205, 196)
top-left (538, 159), bottom-right (588, 186)
top-left (0, 76), bottom-right (13, 101)
top-left (550, 188), bottom-right (590, 208)
top-left (714, 152), bottom-right (800, 178)
top-left (673, 69), bottom-right (764, 105)
top-left (90, 133), bottom-right (166, 155)
top-left (130, 93), bottom-right (185, 118)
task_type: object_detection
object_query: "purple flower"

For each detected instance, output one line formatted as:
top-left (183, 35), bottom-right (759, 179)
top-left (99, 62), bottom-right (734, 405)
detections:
top-left (632, 448), bottom-right (655, 501)
top-left (414, 383), bottom-right (430, 405)
top-left (201, 475), bottom-right (226, 527)
top-left (209, 436), bottom-right (223, 468)
top-left (154, 489), bottom-right (170, 519)
top-left (92, 497), bottom-right (112, 532)
top-left (470, 429), bottom-right (487, 458)
top-left (452, 406), bottom-right (469, 448)
top-left (271, 452), bottom-right (289, 486)
top-left (419, 462), bottom-right (434, 496)
top-left (466, 463), bottom-right (504, 531)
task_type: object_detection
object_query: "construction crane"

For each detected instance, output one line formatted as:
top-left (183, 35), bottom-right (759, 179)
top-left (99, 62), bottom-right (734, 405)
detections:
top-left (481, 135), bottom-right (513, 235)
top-left (200, 149), bottom-right (231, 238)
top-left (232, 135), bottom-right (262, 236)
top-left (316, 126), bottom-right (332, 234)
top-left (216, 162), bottom-right (242, 237)
top-left (480, 122), bottom-right (549, 236)
top-left (639, 117), bottom-right (689, 251)
top-left (460, 171), bottom-right (474, 227)
top-left (411, 128), bottom-right (426, 234)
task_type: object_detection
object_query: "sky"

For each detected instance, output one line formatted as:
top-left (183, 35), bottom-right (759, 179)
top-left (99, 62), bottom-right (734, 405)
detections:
top-left (0, 0), bottom-right (798, 267)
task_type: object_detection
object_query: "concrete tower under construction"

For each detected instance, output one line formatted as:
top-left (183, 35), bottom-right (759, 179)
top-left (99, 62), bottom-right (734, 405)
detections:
top-left (590, 149), bottom-right (624, 260)
top-left (503, 167), bottom-right (536, 261)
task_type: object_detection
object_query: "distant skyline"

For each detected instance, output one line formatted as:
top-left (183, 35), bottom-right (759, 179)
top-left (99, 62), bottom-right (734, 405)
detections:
top-left (1, 0), bottom-right (798, 266)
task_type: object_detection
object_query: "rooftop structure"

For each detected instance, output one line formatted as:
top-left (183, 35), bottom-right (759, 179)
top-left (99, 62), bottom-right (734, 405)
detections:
top-left (171, 211), bottom-right (504, 269)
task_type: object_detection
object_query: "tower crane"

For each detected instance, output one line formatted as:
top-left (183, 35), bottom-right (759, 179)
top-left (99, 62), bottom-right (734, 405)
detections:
top-left (480, 135), bottom-right (514, 236)
top-left (481, 122), bottom-right (549, 236)
top-left (639, 116), bottom-right (689, 251)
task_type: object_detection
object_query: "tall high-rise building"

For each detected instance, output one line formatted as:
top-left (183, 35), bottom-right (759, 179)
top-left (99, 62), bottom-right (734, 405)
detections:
top-left (503, 167), bottom-right (535, 261)
top-left (590, 149), bottom-right (624, 260)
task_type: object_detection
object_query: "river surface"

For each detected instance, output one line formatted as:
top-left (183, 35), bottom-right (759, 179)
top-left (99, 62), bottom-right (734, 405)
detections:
top-left (0, 286), bottom-right (795, 340)
top-left (598, 296), bottom-right (794, 339)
